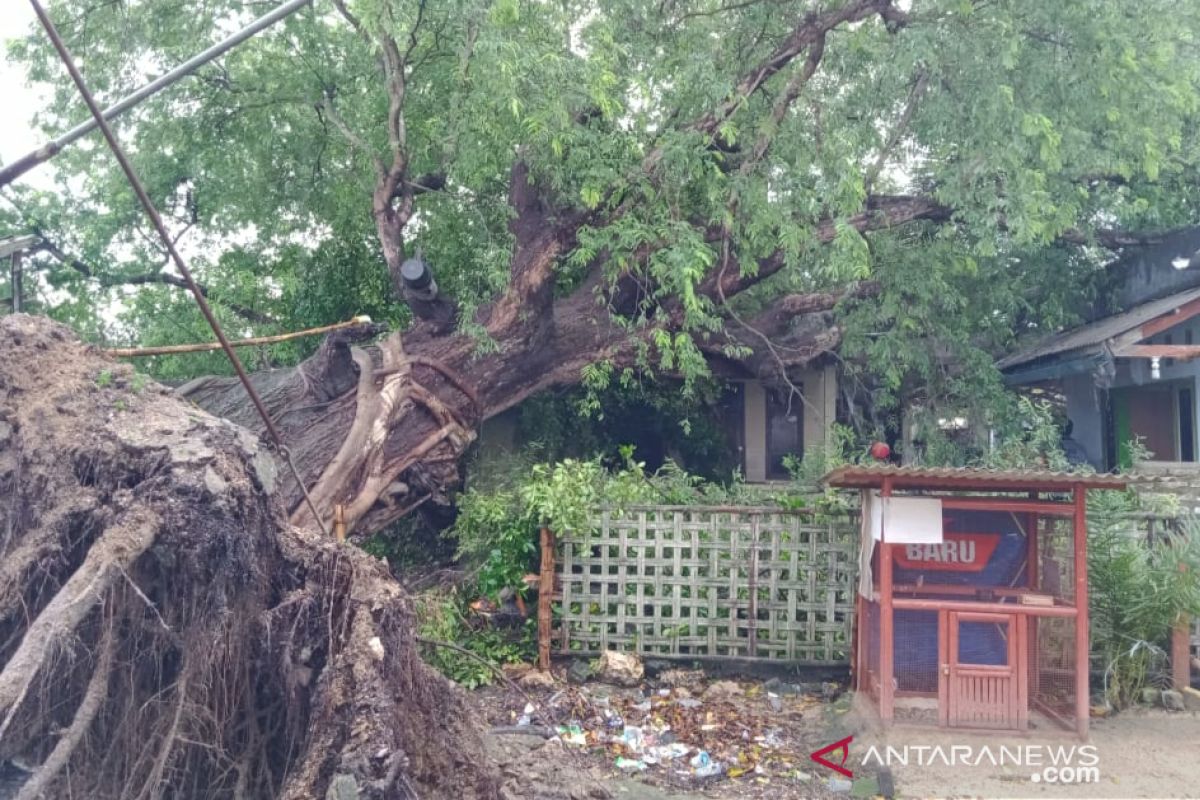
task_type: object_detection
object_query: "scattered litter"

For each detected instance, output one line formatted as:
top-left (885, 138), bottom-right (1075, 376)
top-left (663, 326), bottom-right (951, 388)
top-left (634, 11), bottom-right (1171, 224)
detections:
top-left (557, 724), bottom-right (588, 746)
top-left (497, 674), bottom-right (833, 786)
top-left (826, 776), bottom-right (853, 793)
top-left (619, 726), bottom-right (644, 751)
top-left (644, 743), bottom-right (689, 763)
top-left (689, 751), bottom-right (723, 778)
top-left (756, 728), bottom-right (785, 748)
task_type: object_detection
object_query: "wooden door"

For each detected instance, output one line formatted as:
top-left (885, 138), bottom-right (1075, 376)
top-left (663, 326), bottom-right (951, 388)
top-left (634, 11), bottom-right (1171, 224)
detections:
top-left (942, 611), bottom-right (1024, 730)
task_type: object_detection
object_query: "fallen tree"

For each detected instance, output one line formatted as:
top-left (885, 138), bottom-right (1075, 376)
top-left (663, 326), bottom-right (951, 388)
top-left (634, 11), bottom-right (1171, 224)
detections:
top-left (10, 0), bottom-right (1196, 542)
top-left (0, 315), bottom-right (498, 799)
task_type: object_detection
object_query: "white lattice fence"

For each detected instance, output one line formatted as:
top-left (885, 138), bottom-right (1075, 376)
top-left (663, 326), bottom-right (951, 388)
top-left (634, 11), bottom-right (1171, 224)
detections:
top-left (556, 506), bottom-right (856, 663)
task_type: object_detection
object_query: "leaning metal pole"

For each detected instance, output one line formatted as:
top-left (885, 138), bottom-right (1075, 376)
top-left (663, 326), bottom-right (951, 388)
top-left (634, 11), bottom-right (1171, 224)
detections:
top-left (30, 0), bottom-right (330, 537)
top-left (0, 0), bottom-right (311, 188)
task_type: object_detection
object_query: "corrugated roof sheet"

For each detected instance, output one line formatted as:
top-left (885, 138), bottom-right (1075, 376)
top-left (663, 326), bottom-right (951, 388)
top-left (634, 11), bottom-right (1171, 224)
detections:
top-left (997, 285), bottom-right (1200, 370)
top-left (822, 464), bottom-right (1128, 491)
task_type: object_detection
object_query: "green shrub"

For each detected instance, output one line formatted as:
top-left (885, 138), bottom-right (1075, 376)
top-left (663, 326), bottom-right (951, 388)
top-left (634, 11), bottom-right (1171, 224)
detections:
top-left (415, 590), bottom-right (535, 689)
top-left (452, 451), bottom-right (808, 602)
top-left (1088, 491), bottom-right (1200, 707)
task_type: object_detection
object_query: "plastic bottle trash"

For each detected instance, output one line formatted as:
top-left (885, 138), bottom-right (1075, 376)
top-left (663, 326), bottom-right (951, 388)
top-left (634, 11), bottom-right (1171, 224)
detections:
top-left (648, 743), bottom-right (690, 762)
top-left (689, 751), bottom-right (711, 769)
top-left (620, 726), bottom-right (644, 753)
top-left (557, 724), bottom-right (587, 746)
top-left (826, 776), bottom-right (853, 793)
top-left (694, 761), bottom-right (723, 778)
top-left (615, 757), bottom-right (647, 771)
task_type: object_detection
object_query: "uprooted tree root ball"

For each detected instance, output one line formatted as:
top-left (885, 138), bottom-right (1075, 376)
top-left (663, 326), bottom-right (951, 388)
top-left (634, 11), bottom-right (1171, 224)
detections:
top-left (0, 315), bottom-right (498, 799)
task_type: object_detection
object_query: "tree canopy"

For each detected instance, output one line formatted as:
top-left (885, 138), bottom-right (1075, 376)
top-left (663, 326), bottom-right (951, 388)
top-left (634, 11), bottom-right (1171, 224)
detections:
top-left (4, 0), bottom-right (1200, 439)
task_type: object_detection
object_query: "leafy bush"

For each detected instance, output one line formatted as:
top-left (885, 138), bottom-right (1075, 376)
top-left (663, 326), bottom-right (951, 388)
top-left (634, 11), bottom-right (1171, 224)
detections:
top-left (415, 590), bottom-right (535, 689)
top-left (452, 451), bottom-right (805, 602)
top-left (1088, 491), bottom-right (1200, 707)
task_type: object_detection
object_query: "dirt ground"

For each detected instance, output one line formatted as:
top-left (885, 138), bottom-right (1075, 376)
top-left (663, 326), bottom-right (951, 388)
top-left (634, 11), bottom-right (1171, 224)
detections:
top-left (850, 704), bottom-right (1200, 799)
top-left (472, 670), bottom-right (1200, 800)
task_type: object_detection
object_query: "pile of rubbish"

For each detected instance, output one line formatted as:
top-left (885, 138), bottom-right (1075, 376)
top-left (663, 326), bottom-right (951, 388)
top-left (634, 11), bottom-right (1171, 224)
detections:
top-left (504, 666), bottom-right (836, 786)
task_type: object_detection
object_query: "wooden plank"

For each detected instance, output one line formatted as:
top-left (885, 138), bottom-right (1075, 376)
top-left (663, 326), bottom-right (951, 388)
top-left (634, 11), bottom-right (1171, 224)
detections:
top-left (1173, 616), bottom-right (1192, 690)
top-left (1116, 343), bottom-right (1200, 360)
top-left (894, 598), bottom-right (1077, 617)
top-left (1016, 612), bottom-right (1029, 730)
top-left (880, 477), bottom-right (895, 723)
top-left (1139, 294), bottom-right (1200, 338)
top-left (938, 609), bottom-right (949, 727)
top-left (947, 611), bottom-right (959, 725)
top-left (938, 497), bottom-right (1075, 516)
top-left (1073, 490), bottom-right (1089, 739)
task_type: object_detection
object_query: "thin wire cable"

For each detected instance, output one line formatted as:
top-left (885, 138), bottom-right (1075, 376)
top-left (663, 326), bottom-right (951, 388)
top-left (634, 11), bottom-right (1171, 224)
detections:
top-left (31, 0), bottom-right (330, 537)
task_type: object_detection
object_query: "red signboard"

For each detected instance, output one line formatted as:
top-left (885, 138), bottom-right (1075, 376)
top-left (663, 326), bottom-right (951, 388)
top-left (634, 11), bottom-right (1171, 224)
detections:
top-left (893, 533), bottom-right (1000, 572)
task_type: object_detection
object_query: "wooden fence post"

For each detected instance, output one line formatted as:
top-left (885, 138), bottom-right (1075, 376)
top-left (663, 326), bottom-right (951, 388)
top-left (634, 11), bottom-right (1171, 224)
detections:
top-left (1173, 614), bottom-right (1192, 691)
top-left (538, 526), bottom-right (554, 671)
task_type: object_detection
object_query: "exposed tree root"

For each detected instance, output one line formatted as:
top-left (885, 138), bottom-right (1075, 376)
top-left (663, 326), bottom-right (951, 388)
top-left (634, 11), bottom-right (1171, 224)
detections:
top-left (15, 625), bottom-right (115, 800)
top-left (0, 315), bottom-right (498, 799)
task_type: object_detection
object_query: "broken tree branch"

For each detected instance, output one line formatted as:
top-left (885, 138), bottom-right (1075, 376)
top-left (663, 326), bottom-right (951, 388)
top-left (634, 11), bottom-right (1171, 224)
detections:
top-left (104, 316), bottom-right (378, 358)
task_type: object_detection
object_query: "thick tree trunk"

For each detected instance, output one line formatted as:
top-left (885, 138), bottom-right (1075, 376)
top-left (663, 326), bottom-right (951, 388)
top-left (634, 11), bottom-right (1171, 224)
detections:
top-left (0, 315), bottom-right (498, 799)
top-left (176, 192), bottom-right (946, 539)
top-left (179, 262), bottom-right (637, 538)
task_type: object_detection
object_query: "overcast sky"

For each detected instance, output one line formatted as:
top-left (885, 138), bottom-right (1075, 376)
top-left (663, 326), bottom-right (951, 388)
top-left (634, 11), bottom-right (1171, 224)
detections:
top-left (1, 0), bottom-right (56, 189)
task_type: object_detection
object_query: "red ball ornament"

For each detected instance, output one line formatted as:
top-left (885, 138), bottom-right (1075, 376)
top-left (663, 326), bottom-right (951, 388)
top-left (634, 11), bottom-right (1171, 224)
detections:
top-left (869, 441), bottom-right (891, 461)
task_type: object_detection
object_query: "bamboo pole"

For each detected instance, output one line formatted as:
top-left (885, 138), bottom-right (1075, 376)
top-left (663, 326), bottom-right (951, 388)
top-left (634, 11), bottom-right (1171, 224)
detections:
top-left (333, 504), bottom-right (346, 544)
top-left (537, 526), bottom-right (555, 672)
top-left (103, 316), bottom-right (374, 358)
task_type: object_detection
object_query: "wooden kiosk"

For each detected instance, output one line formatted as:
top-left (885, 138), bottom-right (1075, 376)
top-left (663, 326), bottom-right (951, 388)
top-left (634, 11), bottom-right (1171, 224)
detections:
top-left (824, 465), bottom-right (1127, 738)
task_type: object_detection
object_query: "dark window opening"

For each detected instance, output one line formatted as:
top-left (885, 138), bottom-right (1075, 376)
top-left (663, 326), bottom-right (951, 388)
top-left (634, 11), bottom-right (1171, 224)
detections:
top-left (721, 384), bottom-right (746, 476)
top-left (1180, 387), bottom-right (1195, 462)
top-left (766, 387), bottom-right (803, 480)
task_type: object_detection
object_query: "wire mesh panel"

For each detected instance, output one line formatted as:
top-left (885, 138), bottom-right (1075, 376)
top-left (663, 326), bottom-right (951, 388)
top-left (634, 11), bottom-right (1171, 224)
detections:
top-left (1036, 516), bottom-right (1077, 604)
top-left (557, 507), bottom-right (856, 662)
top-left (1032, 615), bottom-right (1078, 732)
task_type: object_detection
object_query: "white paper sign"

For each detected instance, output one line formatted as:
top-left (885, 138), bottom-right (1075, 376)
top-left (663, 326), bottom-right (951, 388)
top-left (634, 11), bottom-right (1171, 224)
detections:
top-left (881, 496), bottom-right (943, 544)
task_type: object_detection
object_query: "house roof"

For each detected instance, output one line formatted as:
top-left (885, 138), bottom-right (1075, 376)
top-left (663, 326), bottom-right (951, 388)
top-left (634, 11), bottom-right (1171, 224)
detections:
top-left (998, 285), bottom-right (1200, 372)
top-left (822, 464), bottom-right (1128, 492)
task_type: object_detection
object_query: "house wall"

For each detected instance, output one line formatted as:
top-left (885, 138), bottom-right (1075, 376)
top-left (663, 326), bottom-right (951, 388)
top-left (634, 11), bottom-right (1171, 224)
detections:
top-left (472, 366), bottom-right (840, 483)
top-left (1062, 372), bottom-right (1106, 468)
top-left (1114, 227), bottom-right (1200, 309)
top-left (743, 381), bottom-right (768, 482)
top-left (741, 365), bottom-right (837, 482)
